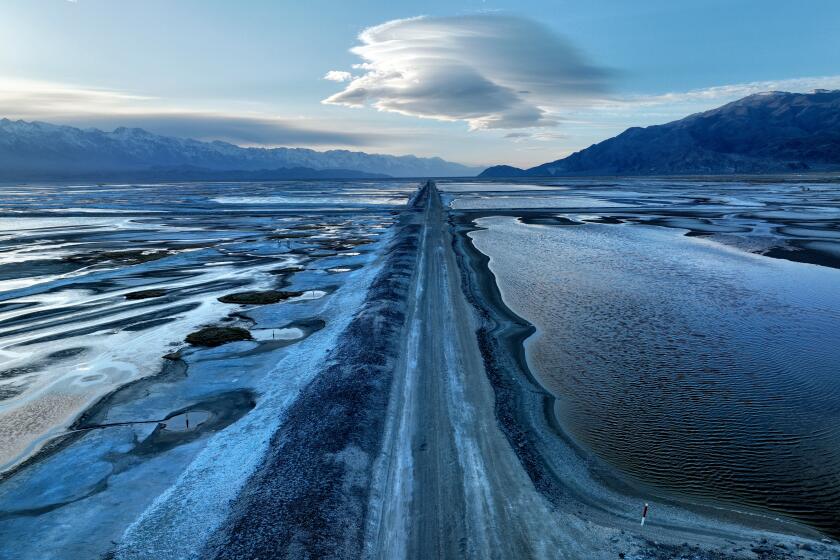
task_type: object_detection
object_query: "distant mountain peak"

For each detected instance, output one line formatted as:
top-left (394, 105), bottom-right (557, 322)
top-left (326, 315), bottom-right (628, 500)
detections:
top-left (480, 89), bottom-right (840, 177)
top-left (112, 126), bottom-right (149, 135)
top-left (479, 164), bottom-right (527, 177)
top-left (0, 118), bottom-right (482, 180)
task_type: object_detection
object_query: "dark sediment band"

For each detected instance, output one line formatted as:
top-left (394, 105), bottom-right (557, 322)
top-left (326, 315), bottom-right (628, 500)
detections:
top-left (449, 212), bottom-right (613, 503)
top-left (206, 211), bottom-right (422, 560)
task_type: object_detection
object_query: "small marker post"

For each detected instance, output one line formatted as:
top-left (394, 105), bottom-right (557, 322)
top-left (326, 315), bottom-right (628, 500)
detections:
top-left (641, 503), bottom-right (649, 526)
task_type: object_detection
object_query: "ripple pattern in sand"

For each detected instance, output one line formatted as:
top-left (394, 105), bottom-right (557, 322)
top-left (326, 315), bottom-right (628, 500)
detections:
top-left (471, 216), bottom-right (840, 536)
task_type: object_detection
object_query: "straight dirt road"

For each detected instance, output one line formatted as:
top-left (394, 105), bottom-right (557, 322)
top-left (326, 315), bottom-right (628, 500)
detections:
top-left (363, 182), bottom-right (611, 559)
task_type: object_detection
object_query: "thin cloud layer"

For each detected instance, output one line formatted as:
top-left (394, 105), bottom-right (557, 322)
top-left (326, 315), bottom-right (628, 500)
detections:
top-left (0, 78), bottom-right (384, 147)
top-left (579, 75), bottom-right (840, 130)
top-left (77, 114), bottom-right (386, 147)
top-left (323, 14), bottom-right (612, 129)
top-left (610, 75), bottom-right (840, 108)
top-left (0, 78), bottom-right (154, 116)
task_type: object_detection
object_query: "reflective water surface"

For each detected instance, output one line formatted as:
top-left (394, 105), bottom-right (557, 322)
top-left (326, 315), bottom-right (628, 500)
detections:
top-left (460, 177), bottom-right (840, 536)
top-left (0, 180), bottom-right (410, 470)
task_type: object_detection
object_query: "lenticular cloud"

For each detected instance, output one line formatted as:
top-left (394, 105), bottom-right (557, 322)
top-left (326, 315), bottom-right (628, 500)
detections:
top-left (323, 15), bottom-right (611, 129)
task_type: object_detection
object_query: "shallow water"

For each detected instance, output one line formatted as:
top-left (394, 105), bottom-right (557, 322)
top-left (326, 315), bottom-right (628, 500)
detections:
top-left (0, 180), bottom-right (410, 471)
top-left (463, 178), bottom-right (840, 536)
top-left (450, 194), bottom-right (630, 209)
top-left (0, 179), bottom-right (409, 559)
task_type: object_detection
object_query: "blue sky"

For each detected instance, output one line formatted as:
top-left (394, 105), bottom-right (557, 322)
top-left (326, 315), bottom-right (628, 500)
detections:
top-left (2, 0), bottom-right (839, 167)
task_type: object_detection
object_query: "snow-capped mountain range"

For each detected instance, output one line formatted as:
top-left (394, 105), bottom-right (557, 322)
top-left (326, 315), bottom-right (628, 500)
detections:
top-left (0, 119), bottom-right (481, 180)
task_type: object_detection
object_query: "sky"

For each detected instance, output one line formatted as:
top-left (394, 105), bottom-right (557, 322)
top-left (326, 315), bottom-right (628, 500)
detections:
top-left (2, 0), bottom-right (839, 168)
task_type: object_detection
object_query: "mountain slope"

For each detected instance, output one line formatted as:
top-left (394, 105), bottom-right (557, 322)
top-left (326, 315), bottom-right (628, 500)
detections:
top-left (0, 119), bottom-right (480, 179)
top-left (479, 164), bottom-right (529, 177)
top-left (481, 90), bottom-right (840, 177)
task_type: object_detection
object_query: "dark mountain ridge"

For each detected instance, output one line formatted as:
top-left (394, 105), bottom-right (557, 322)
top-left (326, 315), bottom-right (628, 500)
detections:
top-left (481, 90), bottom-right (840, 177)
top-left (0, 119), bottom-right (480, 180)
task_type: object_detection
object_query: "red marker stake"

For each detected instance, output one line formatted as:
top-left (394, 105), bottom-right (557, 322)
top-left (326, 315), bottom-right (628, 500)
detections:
top-left (641, 503), bottom-right (649, 526)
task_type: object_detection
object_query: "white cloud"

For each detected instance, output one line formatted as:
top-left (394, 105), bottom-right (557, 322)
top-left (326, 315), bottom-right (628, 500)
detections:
top-left (323, 15), bottom-right (611, 130)
top-left (602, 75), bottom-right (840, 110)
top-left (0, 78), bottom-right (385, 147)
top-left (323, 70), bottom-right (353, 82)
top-left (0, 78), bottom-right (154, 117)
top-left (566, 74), bottom-right (840, 134)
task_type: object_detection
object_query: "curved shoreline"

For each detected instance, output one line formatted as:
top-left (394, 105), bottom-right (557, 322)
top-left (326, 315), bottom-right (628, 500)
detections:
top-left (449, 209), bottom-right (837, 557)
top-left (3, 179), bottom-right (837, 559)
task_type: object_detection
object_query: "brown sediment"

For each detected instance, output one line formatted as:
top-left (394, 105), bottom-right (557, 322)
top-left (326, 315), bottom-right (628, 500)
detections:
top-left (316, 237), bottom-right (373, 250)
top-left (268, 265), bottom-right (304, 273)
top-left (125, 288), bottom-right (167, 300)
top-left (185, 326), bottom-right (253, 347)
top-left (583, 216), bottom-right (625, 224)
top-left (267, 232), bottom-right (311, 239)
top-left (289, 224), bottom-right (323, 230)
top-left (761, 243), bottom-right (840, 269)
top-left (519, 215), bottom-right (583, 226)
top-left (217, 290), bottom-right (304, 305)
